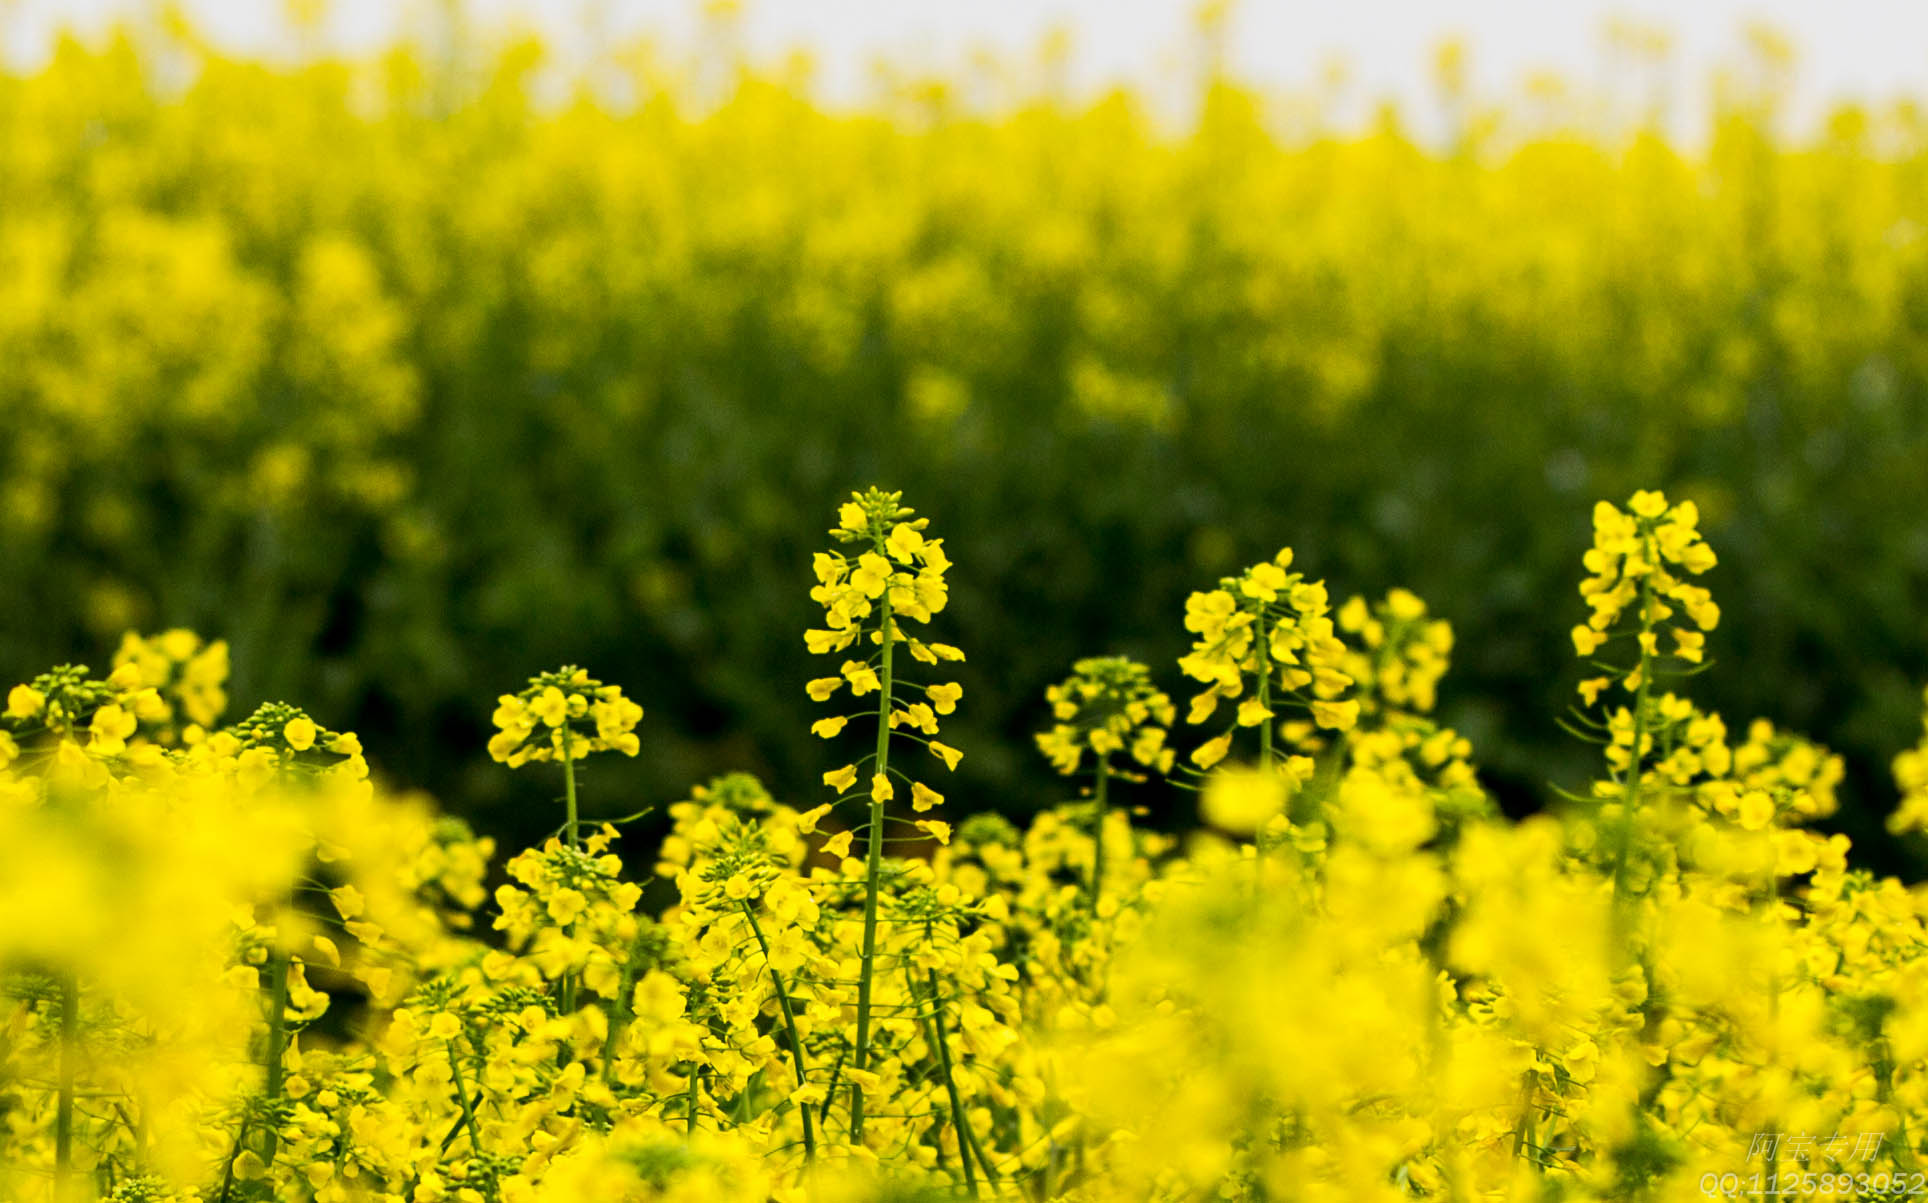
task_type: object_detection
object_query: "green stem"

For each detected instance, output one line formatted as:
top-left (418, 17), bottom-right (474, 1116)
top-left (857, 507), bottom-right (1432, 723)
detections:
top-left (685, 1063), bottom-right (702, 1139)
top-left (561, 735), bottom-right (579, 1015)
top-left (54, 973), bottom-right (78, 1196)
top-left (130, 1093), bottom-right (150, 1165)
top-left (1424, 963), bottom-right (1464, 1202)
top-left (1510, 1070), bottom-right (1536, 1164)
top-left (817, 1048), bottom-right (846, 1128)
top-left (562, 729), bottom-right (579, 851)
top-left (743, 904), bottom-right (817, 1162)
top-left (925, 967), bottom-right (979, 1200)
top-left (215, 1116), bottom-right (253, 1203)
top-left (601, 934), bottom-right (646, 1085)
top-left (1089, 757), bottom-right (1110, 904)
top-left (851, 589), bottom-right (895, 1144)
top-left (1609, 564), bottom-right (1658, 927)
top-left (259, 951), bottom-right (290, 1164)
top-left (265, 962), bottom-right (289, 1098)
top-left (445, 1038), bottom-right (485, 1155)
top-left (956, 1078), bottom-right (1001, 1187)
top-left (1760, 863), bottom-right (1780, 1193)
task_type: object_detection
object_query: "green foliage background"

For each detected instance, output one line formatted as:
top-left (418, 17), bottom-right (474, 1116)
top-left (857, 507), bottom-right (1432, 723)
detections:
top-left (4, 28), bottom-right (1927, 865)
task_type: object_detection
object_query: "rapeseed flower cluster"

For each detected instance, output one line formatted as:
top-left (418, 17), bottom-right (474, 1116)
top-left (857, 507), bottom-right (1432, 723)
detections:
top-left (1336, 590), bottom-right (1454, 718)
top-left (109, 629), bottom-right (231, 739)
top-left (1034, 657), bottom-right (1175, 901)
top-left (1180, 549), bottom-right (1359, 778)
top-left (489, 668), bottom-right (645, 769)
top-left (1572, 490), bottom-right (1720, 704)
top-left (1035, 657), bottom-right (1175, 780)
top-left (491, 667), bottom-right (644, 863)
top-left (803, 489), bottom-right (969, 1149)
top-left (8, 485), bottom-right (1928, 1203)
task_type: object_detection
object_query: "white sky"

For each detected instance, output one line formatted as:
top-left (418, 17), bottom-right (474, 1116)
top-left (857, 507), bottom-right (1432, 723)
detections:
top-left (6, 0), bottom-right (1925, 136)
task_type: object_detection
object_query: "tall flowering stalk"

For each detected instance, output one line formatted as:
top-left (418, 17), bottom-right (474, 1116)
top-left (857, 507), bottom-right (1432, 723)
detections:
top-left (489, 666), bottom-right (643, 852)
top-left (1567, 490), bottom-right (1718, 916)
top-left (1178, 549), bottom-right (1359, 838)
top-left (489, 667), bottom-right (642, 1014)
top-left (1035, 656), bottom-right (1175, 902)
top-left (804, 488), bottom-right (963, 1143)
top-left (1, 671), bottom-right (118, 1195)
top-left (16, 492), bottom-right (1928, 1200)
top-left (215, 703), bottom-right (361, 1174)
top-left (678, 795), bottom-right (823, 1163)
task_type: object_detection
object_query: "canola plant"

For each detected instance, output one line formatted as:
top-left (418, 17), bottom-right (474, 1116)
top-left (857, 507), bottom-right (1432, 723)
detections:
top-left (5, 487), bottom-right (1928, 1202)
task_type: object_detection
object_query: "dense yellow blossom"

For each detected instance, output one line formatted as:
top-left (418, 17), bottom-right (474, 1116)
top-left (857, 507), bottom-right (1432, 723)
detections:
top-left (1337, 589), bottom-right (1454, 717)
top-left (1035, 656), bottom-right (1175, 780)
top-left (489, 666), bottom-right (644, 770)
top-left (8, 488), bottom-right (1928, 1202)
top-left (1034, 657), bottom-right (1176, 900)
top-left (1181, 549), bottom-right (1359, 769)
top-left (1574, 489), bottom-right (1720, 697)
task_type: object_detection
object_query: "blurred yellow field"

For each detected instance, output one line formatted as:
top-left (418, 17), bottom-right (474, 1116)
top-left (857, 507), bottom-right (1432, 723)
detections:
top-left (4, 15), bottom-right (1926, 837)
